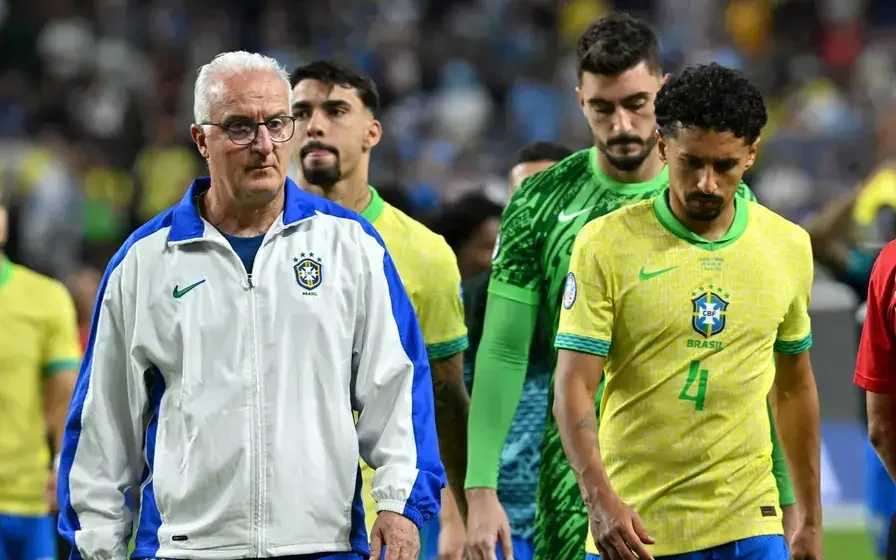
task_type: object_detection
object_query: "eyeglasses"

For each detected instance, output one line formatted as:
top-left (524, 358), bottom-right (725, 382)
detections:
top-left (200, 115), bottom-right (297, 145)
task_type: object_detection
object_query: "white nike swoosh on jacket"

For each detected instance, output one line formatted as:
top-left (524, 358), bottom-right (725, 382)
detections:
top-left (57, 177), bottom-right (445, 560)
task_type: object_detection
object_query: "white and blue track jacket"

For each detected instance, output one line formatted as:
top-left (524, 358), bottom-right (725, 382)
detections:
top-left (57, 177), bottom-right (445, 560)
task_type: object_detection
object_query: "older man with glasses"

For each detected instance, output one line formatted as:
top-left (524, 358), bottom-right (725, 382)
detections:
top-left (56, 50), bottom-right (443, 560)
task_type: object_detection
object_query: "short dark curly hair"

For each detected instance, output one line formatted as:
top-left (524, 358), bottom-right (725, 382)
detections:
top-left (655, 63), bottom-right (767, 145)
top-left (290, 60), bottom-right (380, 113)
top-left (577, 13), bottom-right (661, 78)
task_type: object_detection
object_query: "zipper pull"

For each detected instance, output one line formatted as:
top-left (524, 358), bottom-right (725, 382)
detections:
top-left (247, 274), bottom-right (254, 289)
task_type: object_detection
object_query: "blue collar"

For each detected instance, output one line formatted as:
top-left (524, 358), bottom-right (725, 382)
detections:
top-left (167, 177), bottom-right (317, 243)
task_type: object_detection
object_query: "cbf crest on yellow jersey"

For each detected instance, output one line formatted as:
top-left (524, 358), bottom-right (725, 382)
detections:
top-left (358, 186), bottom-right (468, 533)
top-left (556, 192), bottom-right (813, 557)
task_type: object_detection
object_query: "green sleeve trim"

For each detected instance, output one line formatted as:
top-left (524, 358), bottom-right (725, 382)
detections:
top-left (465, 292), bottom-right (538, 489)
top-left (774, 333), bottom-right (813, 355)
top-left (43, 359), bottom-right (80, 378)
top-left (487, 279), bottom-right (540, 306)
top-left (426, 335), bottom-right (469, 361)
top-left (554, 333), bottom-right (610, 357)
top-left (768, 401), bottom-right (795, 506)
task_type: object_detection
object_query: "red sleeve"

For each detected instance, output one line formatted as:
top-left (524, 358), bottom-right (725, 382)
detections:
top-left (855, 241), bottom-right (896, 393)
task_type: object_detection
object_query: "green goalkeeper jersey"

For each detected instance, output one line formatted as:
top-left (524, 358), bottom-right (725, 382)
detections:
top-left (467, 147), bottom-right (794, 560)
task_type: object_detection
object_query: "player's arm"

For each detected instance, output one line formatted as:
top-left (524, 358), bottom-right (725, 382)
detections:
top-left (58, 264), bottom-right (148, 560)
top-left (353, 233), bottom-right (443, 528)
top-left (416, 244), bottom-right (471, 514)
top-left (855, 242), bottom-right (896, 480)
top-left (465, 192), bottom-right (542, 495)
top-left (772, 235), bottom-right (822, 533)
top-left (42, 283), bottom-right (81, 454)
top-left (553, 226), bottom-right (655, 558)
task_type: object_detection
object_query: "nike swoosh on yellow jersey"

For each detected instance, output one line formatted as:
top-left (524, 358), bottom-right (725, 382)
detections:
top-left (638, 265), bottom-right (678, 281)
top-left (557, 207), bottom-right (593, 223)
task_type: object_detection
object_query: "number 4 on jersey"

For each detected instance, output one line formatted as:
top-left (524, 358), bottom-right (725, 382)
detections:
top-left (679, 360), bottom-right (709, 411)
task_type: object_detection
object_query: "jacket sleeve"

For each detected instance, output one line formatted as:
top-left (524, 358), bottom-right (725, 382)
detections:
top-left (352, 227), bottom-right (445, 528)
top-left (58, 261), bottom-right (148, 560)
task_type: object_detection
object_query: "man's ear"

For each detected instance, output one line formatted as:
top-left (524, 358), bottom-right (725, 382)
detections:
top-left (363, 118), bottom-right (383, 151)
top-left (657, 130), bottom-right (668, 163)
top-left (745, 137), bottom-right (761, 170)
top-left (191, 124), bottom-right (209, 159)
top-left (576, 86), bottom-right (584, 109)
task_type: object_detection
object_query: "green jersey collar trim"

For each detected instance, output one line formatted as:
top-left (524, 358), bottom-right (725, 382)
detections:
top-left (588, 147), bottom-right (669, 195)
top-left (0, 255), bottom-right (11, 289)
top-left (652, 189), bottom-right (748, 251)
top-left (359, 186), bottom-right (385, 223)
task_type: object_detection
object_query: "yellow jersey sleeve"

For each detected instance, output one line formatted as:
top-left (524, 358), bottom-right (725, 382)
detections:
top-left (774, 232), bottom-right (813, 354)
top-left (42, 282), bottom-right (81, 376)
top-left (555, 220), bottom-right (614, 357)
top-left (414, 240), bottom-right (469, 360)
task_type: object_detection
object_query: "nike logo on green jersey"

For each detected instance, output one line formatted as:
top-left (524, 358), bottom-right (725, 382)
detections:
top-left (557, 207), bottom-right (593, 223)
top-left (638, 266), bottom-right (677, 281)
top-left (173, 280), bottom-right (206, 298)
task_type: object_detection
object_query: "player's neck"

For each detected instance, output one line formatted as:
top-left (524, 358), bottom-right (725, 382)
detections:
top-left (201, 181), bottom-right (285, 237)
top-left (301, 172), bottom-right (372, 214)
top-left (668, 192), bottom-right (736, 242)
top-left (597, 149), bottom-right (666, 184)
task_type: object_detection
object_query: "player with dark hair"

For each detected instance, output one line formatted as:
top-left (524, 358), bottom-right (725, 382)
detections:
top-left (555, 62), bottom-right (822, 560)
top-left (290, 60), bottom-right (470, 559)
top-left (464, 14), bottom-right (794, 560)
top-left (509, 142), bottom-right (575, 194)
top-left (431, 192), bottom-right (503, 280)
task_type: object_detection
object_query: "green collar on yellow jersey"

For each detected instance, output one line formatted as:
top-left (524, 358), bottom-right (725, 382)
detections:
top-left (359, 185), bottom-right (385, 224)
top-left (653, 189), bottom-right (748, 251)
top-left (0, 255), bottom-right (11, 289)
top-left (589, 147), bottom-right (669, 195)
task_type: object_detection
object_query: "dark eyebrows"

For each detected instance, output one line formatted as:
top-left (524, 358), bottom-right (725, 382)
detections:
top-left (679, 153), bottom-right (740, 166)
top-left (588, 91), bottom-right (650, 105)
top-left (292, 99), bottom-right (353, 112)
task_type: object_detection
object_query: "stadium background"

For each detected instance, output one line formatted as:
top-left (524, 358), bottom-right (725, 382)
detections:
top-left (2, 0), bottom-right (896, 558)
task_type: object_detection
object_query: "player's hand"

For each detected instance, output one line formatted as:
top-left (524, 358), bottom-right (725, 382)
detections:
top-left (370, 511), bottom-right (420, 560)
top-left (465, 488), bottom-right (514, 560)
top-left (789, 523), bottom-right (822, 560)
top-left (45, 468), bottom-right (58, 513)
top-left (589, 493), bottom-right (655, 560)
top-left (437, 506), bottom-right (466, 560)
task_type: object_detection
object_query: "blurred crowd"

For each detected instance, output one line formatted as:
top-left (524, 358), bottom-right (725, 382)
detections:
top-left (2, 0), bottom-right (896, 303)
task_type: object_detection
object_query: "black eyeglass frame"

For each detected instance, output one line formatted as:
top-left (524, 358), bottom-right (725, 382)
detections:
top-left (198, 115), bottom-right (298, 145)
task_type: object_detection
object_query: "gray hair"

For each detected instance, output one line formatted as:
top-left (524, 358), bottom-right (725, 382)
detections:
top-left (193, 51), bottom-right (292, 124)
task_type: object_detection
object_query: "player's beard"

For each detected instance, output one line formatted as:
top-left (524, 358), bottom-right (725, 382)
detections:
top-left (597, 134), bottom-right (658, 172)
top-left (300, 141), bottom-right (342, 189)
top-left (684, 193), bottom-right (725, 222)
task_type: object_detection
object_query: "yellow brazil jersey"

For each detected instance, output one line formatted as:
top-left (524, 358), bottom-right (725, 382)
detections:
top-left (0, 257), bottom-right (81, 515)
top-left (556, 193), bottom-right (812, 556)
top-left (357, 186), bottom-right (468, 533)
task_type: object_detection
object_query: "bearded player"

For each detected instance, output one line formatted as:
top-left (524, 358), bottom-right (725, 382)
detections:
top-left (555, 62), bottom-right (822, 560)
top-left (290, 60), bottom-right (470, 559)
top-left (464, 14), bottom-right (795, 560)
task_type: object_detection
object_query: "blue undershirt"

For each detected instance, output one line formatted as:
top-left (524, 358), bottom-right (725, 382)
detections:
top-left (222, 232), bottom-right (265, 274)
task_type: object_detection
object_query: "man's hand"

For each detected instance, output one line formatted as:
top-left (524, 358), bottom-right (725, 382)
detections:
top-left (589, 492), bottom-right (655, 560)
top-left (437, 505), bottom-right (466, 560)
top-left (781, 504), bottom-right (796, 543)
top-left (789, 522), bottom-right (822, 560)
top-left (465, 488), bottom-right (513, 560)
top-left (370, 511), bottom-right (420, 560)
top-left (45, 468), bottom-right (58, 513)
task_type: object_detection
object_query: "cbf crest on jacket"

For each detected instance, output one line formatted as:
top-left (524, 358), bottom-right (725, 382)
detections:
top-left (57, 178), bottom-right (445, 560)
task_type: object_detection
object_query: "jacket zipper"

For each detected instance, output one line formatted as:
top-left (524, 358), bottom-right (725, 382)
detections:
top-left (233, 248), bottom-right (264, 558)
top-left (248, 270), bottom-right (266, 558)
